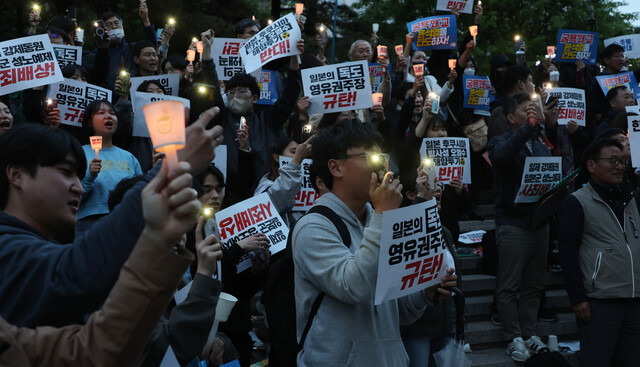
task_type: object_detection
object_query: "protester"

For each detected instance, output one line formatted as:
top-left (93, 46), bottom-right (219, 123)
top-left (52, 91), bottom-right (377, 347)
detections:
top-left (558, 138), bottom-right (640, 367)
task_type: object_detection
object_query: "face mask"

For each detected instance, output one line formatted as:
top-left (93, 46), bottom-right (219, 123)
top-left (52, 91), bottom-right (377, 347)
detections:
top-left (109, 28), bottom-right (125, 42)
top-left (464, 68), bottom-right (476, 75)
top-left (229, 97), bottom-right (252, 115)
top-left (549, 70), bottom-right (560, 82)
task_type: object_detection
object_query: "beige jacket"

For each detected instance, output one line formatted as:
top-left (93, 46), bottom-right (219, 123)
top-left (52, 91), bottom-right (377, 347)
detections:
top-left (0, 231), bottom-right (193, 367)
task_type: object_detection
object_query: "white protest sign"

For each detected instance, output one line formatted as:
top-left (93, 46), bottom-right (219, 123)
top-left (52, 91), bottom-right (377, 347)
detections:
top-left (375, 198), bottom-right (456, 305)
top-left (628, 114), bottom-right (640, 168)
top-left (420, 137), bottom-right (471, 184)
top-left (52, 44), bottom-right (82, 68)
top-left (436, 0), bottom-right (475, 14)
top-left (279, 156), bottom-right (319, 212)
top-left (132, 92), bottom-right (190, 137)
top-left (302, 60), bottom-right (372, 115)
top-left (129, 73), bottom-right (180, 109)
top-left (546, 87), bottom-right (586, 126)
top-left (0, 34), bottom-right (63, 95)
top-left (626, 105), bottom-right (640, 114)
top-left (47, 78), bottom-right (112, 127)
top-left (212, 144), bottom-right (228, 183)
top-left (604, 34), bottom-right (640, 60)
top-left (215, 193), bottom-right (288, 273)
top-left (514, 157), bottom-right (562, 203)
top-left (458, 230), bottom-right (486, 245)
top-left (212, 37), bottom-right (248, 81)
top-left (240, 13), bottom-right (302, 73)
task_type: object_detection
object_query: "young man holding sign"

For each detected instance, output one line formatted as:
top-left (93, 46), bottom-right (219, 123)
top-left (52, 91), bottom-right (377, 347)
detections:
top-left (487, 93), bottom-right (554, 361)
top-left (292, 121), bottom-right (456, 366)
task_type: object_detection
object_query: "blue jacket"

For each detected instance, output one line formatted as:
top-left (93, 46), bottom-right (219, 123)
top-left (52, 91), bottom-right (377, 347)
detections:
top-left (487, 124), bottom-right (552, 227)
top-left (0, 165), bottom-right (159, 327)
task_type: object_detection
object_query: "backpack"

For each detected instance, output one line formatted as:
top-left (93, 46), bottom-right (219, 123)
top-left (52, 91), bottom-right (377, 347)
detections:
top-left (261, 205), bottom-right (351, 367)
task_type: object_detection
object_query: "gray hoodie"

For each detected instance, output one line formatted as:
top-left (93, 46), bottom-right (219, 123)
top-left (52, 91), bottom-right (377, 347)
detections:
top-left (292, 193), bottom-right (431, 366)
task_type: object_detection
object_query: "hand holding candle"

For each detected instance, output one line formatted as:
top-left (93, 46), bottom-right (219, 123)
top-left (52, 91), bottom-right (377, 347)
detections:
top-left (196, 41), bottom-right (204, 55)
top-left (395, 45), bottom-right (403, 57)
top-left (295, 3), bottom-right (304, 16)
top-left (372, 23), bottom-right (379, 33)
top-left (547, 46), bottom-right (555, 58)
top-left (142, 100), bottom-right (187, 171)
top-left (448, 59), bottom-right (457, 71)
top-left (90, 136), bottom-right (103, 159)
top-left (32, 4), bottom-right (41, 22)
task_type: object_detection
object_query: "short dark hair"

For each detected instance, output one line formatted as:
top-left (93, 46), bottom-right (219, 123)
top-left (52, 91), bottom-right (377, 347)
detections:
top-left (596, 127), bottom-right (626, 140)
top-left (235, 19), bottom-right (260, 36)
top-left (227, 73), bottom-right (260, 97)
top-left (162, 55), bottom-right (188, 73)
top-left (61, 63), bottom-right (89, 81)
top-left (48, 15), bottom-right (75, 34)
top-left (45, 25), bottom-right (71, 44)
top-left (606, 85), bottom-right (628, 104)
top-left (311, 120), bottom-right (383, 190)
top-left (582, 138), bottom-right (624, 169)
top-left (503, 65), bottom-right (531, 94)
top-left (82, 99), bottom-right (116, 139)
top-left (0, 124), bottom-right (86, 209)
top-left (600, 44), bottom-right (625, 64)
top-left (108, 175), bottom-right (145, 211)
top-left (132, 40), bottom-right (156, 58)
top-left (195, 164), bottom-right (226, 197)
top-left (137, 80), bottom-right (167, 94)
top-left (503, 93), bottom-right (532, 117)
top-left (101, 11), bottom-right (122, 22)
top-left (611, 112), bottom-right (638, 133)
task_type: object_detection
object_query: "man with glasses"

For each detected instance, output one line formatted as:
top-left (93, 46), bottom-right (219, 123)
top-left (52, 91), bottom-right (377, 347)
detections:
top-left (292, 120), bottom-right (457, 366)
top-left (218, 38), bottom-right (304, 205)
top-left (487, 93), bottom-right (554, 362)
top-left (558, 138), bottom-right (640, 367)
top-left (88, 3), bottom-right (157, 89)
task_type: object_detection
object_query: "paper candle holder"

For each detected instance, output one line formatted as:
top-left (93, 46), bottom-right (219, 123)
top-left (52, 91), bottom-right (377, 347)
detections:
top-left (547, 46), bottom-right (556, 57)
top-left (196, 41), bottom-right (204, 54)
top-left (372, 93), bottom-right (383, 106)
top-left (186, 49), bottom-right (196, 62)
top-left (295, 3), bottom-right (304, 15)
top-left (142, 100), bottom-right (186, 170)
top-left (377, 45), bottom-right (387, 58)
top-left (90, 136), bottom-right (102, 158)
top-left (395, 45), bottom-right (404, 56)
top-left (448, 59), bottom-right (457, 70)
top-left (469, 25), bottom-right (478, 37)
top-left (372, 23), bottom-right (379, 33)
top-left (412, 64), bottom-right (424, 77)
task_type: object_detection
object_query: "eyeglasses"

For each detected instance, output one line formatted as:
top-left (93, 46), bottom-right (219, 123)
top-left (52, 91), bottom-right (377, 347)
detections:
top-left (593, 157), bottom-right (627, 167)
top-left (226, 87), bottom-right (250, 97)
top-left (104, 20), bottom-right (121, 29)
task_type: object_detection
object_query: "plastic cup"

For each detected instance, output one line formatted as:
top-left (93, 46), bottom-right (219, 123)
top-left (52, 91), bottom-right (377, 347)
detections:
top-left (215, 292), bottom-right (238, 322)
top-left (548, 335), bottom-right (558, 351)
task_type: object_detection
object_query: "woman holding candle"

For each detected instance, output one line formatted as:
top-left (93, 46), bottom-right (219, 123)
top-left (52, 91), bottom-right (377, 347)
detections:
top-left (76, 99), bottom-right (143, 236)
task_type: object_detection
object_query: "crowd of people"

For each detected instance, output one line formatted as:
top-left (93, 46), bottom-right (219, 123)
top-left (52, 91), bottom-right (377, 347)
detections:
top-left (0, 1), bottom-right (639, 366)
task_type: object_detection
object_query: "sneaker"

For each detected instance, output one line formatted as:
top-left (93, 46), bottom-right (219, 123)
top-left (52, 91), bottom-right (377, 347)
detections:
top-left (525, 335), bottom-right (550, 354)
top-left (506, 337), bottom-right (531, 362)
top-left (538, 307), bottom-right (559, 322)
top-left (490, 313), bottom-right (502, 326)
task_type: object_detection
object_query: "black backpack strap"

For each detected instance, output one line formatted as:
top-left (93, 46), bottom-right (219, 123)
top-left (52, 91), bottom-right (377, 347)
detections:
top-left (297, 205), bottom-right (351, 351)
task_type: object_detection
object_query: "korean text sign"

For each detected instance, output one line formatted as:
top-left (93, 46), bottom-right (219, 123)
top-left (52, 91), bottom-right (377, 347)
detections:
top-left (132, 92), bottom-right (191, 137)
top-left (406, 15), bottom-right (457, 51)
top-left (240, 13), bottom-right (301, 73)
top-left (462, 74), bottom-right (494, 111)
top-left (301, 60), bottom-right (372, 115)
top-left (368, 62), bottom-right (390, 93)
top-left (279, 156), bottom-right (319, 211)
top-left (436, 0), bottom-right (474, 14)
top-left (603, 34), bottom-right (640, 60)
top-left (546, 87), bottom-right (585, 126)
top-left (514, 157), bottom-right (562, 203)
top-left (596, 72), bottom-right (640, 100)
top-left (52, 45), bottom-right (82, 69)
top-left (215, 193), bottom-right (288, 273)
top-left (375, 198), bottom-right (455, 305)
top-left (627, 107), bottom-right (640, 168)
top-left (554, 29), bottom-right (599, 65)
top-left (211, 37), bottom-right (248, 81)
top-left (129, 73), bottom-right (180, 110)
top-left (0, 35), bottom-right (63, 95)
top-left (257, 70), bottom-right (279, 106)
top-left (420, 137), bottom-right (471, 184)
top-left (47, 78), bottom-right (111, 127)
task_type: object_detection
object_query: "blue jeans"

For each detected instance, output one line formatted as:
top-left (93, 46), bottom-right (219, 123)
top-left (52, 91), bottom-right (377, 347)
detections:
top-left (403, 336), bottom-right (435, 367)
